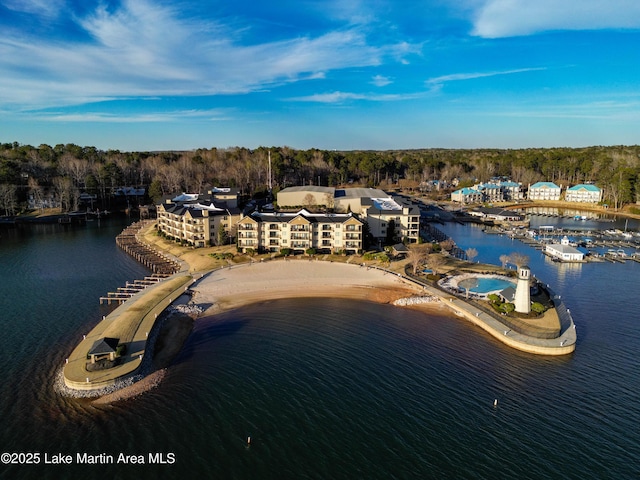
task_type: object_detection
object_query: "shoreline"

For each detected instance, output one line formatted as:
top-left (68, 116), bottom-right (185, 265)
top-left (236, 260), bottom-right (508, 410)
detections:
top-left (61, 227), bottom-right (576, 403)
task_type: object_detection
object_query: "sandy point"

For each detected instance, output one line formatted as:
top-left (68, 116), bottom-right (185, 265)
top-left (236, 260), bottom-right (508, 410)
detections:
top-left (191, 260), bottom-right (434, 315)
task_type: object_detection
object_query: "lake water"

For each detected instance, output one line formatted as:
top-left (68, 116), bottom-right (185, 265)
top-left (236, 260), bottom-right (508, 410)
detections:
top-left (0, 213), bottom-right (639, 479)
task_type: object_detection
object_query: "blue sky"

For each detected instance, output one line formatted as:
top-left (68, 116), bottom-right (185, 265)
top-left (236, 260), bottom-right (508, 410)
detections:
top-left (1, 0), bottom-right (639, 151)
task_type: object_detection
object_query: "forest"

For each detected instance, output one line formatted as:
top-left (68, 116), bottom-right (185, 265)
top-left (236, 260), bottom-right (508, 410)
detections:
top-left (1, 141), bottom-right (639, 215)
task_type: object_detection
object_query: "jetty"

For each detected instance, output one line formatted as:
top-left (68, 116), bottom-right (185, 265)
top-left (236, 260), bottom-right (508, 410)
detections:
top-left (64, 220), bottom-right (189, 392)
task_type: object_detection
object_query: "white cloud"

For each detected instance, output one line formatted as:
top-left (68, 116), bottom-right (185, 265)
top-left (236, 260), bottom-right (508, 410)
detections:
top-left (371, 75), bottom-right (392, 87)
top-left (0, 0), bottom-right (415, 110)
top-left (472, 0), bottom-right (640, 38)
top-left (35, 109), bottom-right (231, 123)
top-left (290, 90), bottom-right (423, 103)
top-left (2, 0), bottom-right (65, 17)
top-left (426, 67), bottom-right (546, 90)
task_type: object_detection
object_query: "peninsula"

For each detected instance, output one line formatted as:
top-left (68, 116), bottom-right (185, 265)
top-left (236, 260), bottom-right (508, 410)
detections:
top-left (62, 221), bottom-right (576, 400)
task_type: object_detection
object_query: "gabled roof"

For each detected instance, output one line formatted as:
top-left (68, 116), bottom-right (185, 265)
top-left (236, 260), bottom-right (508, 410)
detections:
top-left (500, 286), bottom-right (516, 302)
top-left (88, 337), bottom-right (119, 356)
top-left (453, 187), bottom-right (481, 195)
top-left (567, 184), bottom-right (600, 192)
top-left (247, 209), bottom-right (361, 224)
top-left (530, 182), bottom-right (560, 189)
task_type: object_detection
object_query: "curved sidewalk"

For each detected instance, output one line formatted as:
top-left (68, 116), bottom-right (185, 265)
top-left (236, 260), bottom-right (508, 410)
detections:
top-left (417, 281), bottom-right (576, 355)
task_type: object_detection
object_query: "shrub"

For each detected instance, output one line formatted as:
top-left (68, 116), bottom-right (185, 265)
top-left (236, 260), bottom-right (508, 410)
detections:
top-left (487, 294), bottom-right (501, 304)
top-left (531, 302), bottom-right (546, 314)
top-left (500, 303), bottom-right (515, 314)
top-left (280, 248), bottom-right (292, 256)
top-left (305, 248), bottom-right (316, 256)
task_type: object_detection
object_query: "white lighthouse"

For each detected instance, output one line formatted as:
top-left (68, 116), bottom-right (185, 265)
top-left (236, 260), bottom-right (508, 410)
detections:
top-left (514, 266), bottom-right (531, 314)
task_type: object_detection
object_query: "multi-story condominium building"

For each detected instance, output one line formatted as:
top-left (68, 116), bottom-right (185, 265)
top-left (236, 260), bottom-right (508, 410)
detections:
top-left (237, 209), bottom-right (364, 254)
top-left (451, 180), bottom-right (523, 204)
top-left (476, 183), bottom-right (504, 203)
top-left (527, 182), bottom-right (561, 201)
top-left (565, 184), bottom-right (602, 203)
top-left (497, 181), bottom-right (524, 200)
top-left (156, 192), bottom-right (241, 247)
top-left (276, 187), bottom-right (421, 245)
top-left (451, 187), bottom-right (483, 204)
top-left (359, 196), bottom-right (421, 245)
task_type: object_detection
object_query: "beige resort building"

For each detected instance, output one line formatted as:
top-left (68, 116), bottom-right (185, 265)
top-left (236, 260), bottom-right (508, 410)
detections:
top-left (157, 192), bottom-right (241, 247)
top-left (277, 186), bottom-right (420, 245)
top-left (237, 209), bottom-right (363, 254)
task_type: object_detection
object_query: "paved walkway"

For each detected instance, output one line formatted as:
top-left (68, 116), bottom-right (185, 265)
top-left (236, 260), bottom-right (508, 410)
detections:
top-left (63, 274), bottom-right (193, 390)
top-left (416, 280), bottom-right (576, 355)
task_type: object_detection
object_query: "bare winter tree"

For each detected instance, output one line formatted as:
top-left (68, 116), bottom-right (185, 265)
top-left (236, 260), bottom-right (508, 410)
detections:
top-left (0, 184), bottom-right (17, 216)
top-left (426, 252), bottom-right (446, 276)
top-left (407, 244), bottom-right (430, 274)
top-left (465, 247), bottom-right (478, 263)
top-left (499, 254), bottom-right (511, 269)
top-left (439, 238), bottom-right (455, 252)
top-left (509, 252), bottom-right (529, 267)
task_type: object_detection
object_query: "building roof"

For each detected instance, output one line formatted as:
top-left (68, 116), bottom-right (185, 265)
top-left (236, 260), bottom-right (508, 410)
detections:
top-left (210, 187), bottom-right (239, 195)
top-left (171, 193), bottom-right (200, 202)
top-left (88, 337), bottom-right (119, 356)
top-left (247, 209), bottom-right (361, 224)
top-left (279, 186), bottom-right (335, 194)
top-left (499, 181), bottom-right (521, 188)
top-left (335, 187), bottom-right (387, 198)
top-left (453, 187), bottom-right (481, 195)
top-left (546, 243), bottom-right (583, 255)
top-left (567, 184), bottom-right (601, 192)
top-left (530, 181), bottom-right (560, 189)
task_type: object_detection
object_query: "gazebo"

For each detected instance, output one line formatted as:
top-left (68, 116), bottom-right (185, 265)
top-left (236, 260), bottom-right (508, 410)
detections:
top-left (87, 337), bottom-right (120, 364)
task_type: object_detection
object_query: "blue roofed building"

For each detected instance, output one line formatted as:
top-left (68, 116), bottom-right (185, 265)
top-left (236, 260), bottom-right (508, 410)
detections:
top-left (528, 182), bottom-right (561, 201)
top-left (451, 187), bottom-right (483, 204)
top-left (565, 184), bottom-right (602, 203)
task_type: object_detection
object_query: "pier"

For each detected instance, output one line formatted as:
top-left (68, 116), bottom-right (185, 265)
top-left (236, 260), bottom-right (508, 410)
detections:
top-left (99, 274), bottom-right (170, 304)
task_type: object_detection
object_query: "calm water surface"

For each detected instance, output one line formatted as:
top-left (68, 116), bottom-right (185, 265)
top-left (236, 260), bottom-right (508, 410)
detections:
top-left (0, 215), bottom-right (639, 479)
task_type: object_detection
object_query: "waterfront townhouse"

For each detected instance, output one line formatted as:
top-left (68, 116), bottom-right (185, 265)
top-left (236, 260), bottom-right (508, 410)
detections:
top-left (565, 184), bottom-right (602, 203)
top-left (497, 181), bottom-right (525, 201)
top-left (476, 183), bottom-right (504, 203)
top-left (276, 186), bottom-right (421, 245)
top-left (237, 209), bottom-right (364, 254)
top-left (156, 192), bottom-right (241, 247)
top-left (528, 182), bottom-right (562, 201)
top-left (451, 187), bottom-right (483, 204)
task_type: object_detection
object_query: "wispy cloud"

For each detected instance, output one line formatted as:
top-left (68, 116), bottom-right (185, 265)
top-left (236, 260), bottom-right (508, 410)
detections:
top-left (472, 0), bottom-right (640, 38)
top-left (290, 90), bottom-right (423, 103)
top-left (30, 108), bottom-right (232, 123)
top-left (2, 0), bottom-right (65, 17)
top-left (0, 0), bottom-right (416, 110)
top-left (371, 74), bottom-right (393, 87)
top-left (426, 67), bottom-right (546, 91)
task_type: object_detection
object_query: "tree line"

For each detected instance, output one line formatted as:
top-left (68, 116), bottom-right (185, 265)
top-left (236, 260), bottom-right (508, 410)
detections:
top-left (1, 141), bottom-right (639, 215)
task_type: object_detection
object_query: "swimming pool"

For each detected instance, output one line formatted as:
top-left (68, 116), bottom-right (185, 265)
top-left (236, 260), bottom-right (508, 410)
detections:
top-left (460, 277), bottom-right (515, 293)
top-left (442, 274), bottom-right (517, 297)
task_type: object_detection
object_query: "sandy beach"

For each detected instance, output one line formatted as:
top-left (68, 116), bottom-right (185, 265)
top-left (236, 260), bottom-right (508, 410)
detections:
top-left (191, 259), bottom-right (432, 315)
top-left (87, 260), bottom-right (441, 405)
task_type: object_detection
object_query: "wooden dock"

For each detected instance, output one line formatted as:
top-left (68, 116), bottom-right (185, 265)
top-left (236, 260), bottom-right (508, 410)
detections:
top-left (100, 274), bottom-right (170, 304)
